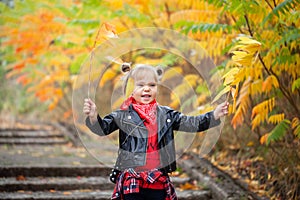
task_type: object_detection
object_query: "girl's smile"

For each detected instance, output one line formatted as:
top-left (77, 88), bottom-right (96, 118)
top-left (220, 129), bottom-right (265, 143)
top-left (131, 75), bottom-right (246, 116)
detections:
top-left (132, 76), bottom-right (157, 104)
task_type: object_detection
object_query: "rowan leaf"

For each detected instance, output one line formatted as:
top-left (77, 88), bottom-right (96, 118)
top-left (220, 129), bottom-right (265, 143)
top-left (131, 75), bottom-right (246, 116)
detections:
top-left (266, 119), bottom-right (291, 145)
top-left (231, 79), bottom-right (251, 129)
top-left (211, 85), bottom-right (231, 104)
top-left (262, 75), bottom-right (279, 92)
top-left (268, 113), bottom-right (285, 124)
top-left (291, 78), bottom-right (300, 92)
top-left (222, 67), bottom-right (240, 86)
top-left (292, 117), bottom-right (300, 138)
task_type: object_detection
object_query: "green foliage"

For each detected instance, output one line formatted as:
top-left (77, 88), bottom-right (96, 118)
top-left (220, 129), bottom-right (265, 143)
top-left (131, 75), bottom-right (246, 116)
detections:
top-left (267, 119), bottom-right (291, 145)
top-left (178, 21), bottom-right (233, 34)
top-left (271, 28), bottom-right (300, 52)
top-left (263, 0), bottom-right (300, 25)
top-left (292, 78), bottom-right (300, 92)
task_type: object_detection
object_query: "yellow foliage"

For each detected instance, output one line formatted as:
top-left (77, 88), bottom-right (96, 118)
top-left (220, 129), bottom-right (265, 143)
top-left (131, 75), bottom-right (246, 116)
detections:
top-left (170, 10), bottom-right (219, 24)
top-left (268, 113), bottom-right (285, 124)
top-left (169, 91), bottom-right (180, 109)
top-left (250, 79), bottom-right (263, 96)
top-left (197, 94), bottom-right (207, 105)
top-left (222, 67), bottom-right (240, 86)
top-left (231, 79), bottom-right (251, 129)
top-left (251, 98), bottom-right (275, 130)
top-left (292, 117), bottom-right (300, 137)
top-left (171, 83), bottom-right (193, 100)
top-left (230, 37), bottom-right (261, 67)
top-left (291, 117), bottom-right (300, 129)
top-left (99, 68), bottom-right (118, 87)
top-left (211, 85), bottom-right (231, 104)
top-left (161, 67), bottom-right (183, 82)
top-left (184, 74), bottom-right (200, 87)
top-left (231, 105), bottom-right (245, 130)
top-left (262, 75), bottom-right (279, 92)
top-left (231, 51), bottom-right (254, 67)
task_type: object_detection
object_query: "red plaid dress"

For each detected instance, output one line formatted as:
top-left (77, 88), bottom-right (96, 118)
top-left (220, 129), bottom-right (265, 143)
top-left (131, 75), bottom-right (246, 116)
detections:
top-left (111, 168), bottom-right (177, 200)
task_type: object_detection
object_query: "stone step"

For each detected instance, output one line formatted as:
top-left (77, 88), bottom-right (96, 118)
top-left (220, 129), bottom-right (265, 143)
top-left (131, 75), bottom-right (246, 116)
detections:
top-left (0, 176), bottom-right (194, 192)
top-left (0, 166), bottom-right (112, 177)
top-left (0, 130), bottom-right (64, 138)
top-left (0, 138), bottom-right (68, 145)
top-left (0, 166), bottom-right (212, 199)
top-left (0, 190), bottom-right (113, 200)
top-left (0, 189), bottom-right (211, 200)
top-left (0, 176), bottom-right (114, 192)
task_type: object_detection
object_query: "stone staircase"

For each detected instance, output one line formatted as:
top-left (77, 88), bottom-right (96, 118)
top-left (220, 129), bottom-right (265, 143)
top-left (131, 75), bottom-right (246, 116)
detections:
top-left (0, 125), bottom-right (213, 200)
top-left (0, 127), bottom-right (69, 145)
top-left (0, 166), bottom-right (212, 200)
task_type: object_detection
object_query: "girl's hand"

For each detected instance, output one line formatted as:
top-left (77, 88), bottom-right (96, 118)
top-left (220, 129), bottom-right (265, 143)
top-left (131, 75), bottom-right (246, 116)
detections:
top-left (83, 98), bottom-right (98, 123)
top-left (213, 101), bottom-right (229, 120)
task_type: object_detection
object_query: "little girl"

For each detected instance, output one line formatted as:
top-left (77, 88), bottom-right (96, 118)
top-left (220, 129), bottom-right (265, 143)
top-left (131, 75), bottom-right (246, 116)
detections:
top-left (83, 64), bottom-right (229, 200)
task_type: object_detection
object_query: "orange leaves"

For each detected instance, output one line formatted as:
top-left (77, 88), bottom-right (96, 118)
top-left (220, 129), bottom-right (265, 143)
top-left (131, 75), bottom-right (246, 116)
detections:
top-left (262, 75), bottom-right (279, 92)
top-left (231, 79), bottom-right (251, 129)
top-left (259, 134), bottom-right (269, 145)
top-left (93, 22), bottom-right (118, 48)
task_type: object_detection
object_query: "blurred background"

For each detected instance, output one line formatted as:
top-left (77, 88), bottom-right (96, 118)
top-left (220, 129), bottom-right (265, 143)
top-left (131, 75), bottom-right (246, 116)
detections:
top-left (0, 0), bottom-right (299, 199)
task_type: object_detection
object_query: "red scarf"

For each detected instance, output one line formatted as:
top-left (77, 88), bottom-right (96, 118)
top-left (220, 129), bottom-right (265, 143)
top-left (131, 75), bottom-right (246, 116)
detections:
top-left (120, 97), bottom-right (162, 188)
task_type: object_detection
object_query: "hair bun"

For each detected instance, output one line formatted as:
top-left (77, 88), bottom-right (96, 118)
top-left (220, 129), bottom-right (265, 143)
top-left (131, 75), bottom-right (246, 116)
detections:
top-left (156, 66), bottom-right (164, 80)
top-left (121, 62), bottom-right (131, 74)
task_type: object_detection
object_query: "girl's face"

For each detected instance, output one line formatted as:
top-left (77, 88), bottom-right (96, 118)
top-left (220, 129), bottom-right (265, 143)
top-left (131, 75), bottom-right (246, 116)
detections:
top-left (132, 74), bottom-right (157, 104)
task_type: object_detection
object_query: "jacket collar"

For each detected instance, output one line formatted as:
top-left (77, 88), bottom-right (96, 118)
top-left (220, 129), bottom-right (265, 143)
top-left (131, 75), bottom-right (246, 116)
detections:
top-left (124, 105), bottom-right (170, 143)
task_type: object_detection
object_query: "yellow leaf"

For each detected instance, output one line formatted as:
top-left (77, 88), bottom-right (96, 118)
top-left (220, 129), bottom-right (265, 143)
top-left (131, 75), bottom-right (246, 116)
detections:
top-left (251, 98), bottom-right (275, 129)
top-left (231, 79), bottom-right (251, 129)
top-left (268, 113), bottom-right (285, 124)
top-left (237, 36), bottom-right (261, 46)
top-left (250, 79), bottom-right (263, 96)
top-left (211, 85), bottom-right (231, 104)
top-left (251, 97), bottom-right (275, 119)
top-left (262, 75), bottom-right (279, 92)
top-left (231, 51), bottom-right (253, 67)
top-left (247, 141), bottom-right (254, 147)
top-left (222, 67), bottom-right (240, 85)
top-left (260, 134), bottom-right (269, 145)
top-left (251, 113), bottom-right (263, 130)
top-left (292, 117), bottom-right (300, 129)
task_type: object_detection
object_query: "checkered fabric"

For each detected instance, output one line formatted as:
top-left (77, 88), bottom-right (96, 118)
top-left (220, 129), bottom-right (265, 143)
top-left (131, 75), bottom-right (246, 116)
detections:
top-left (111, 168), bottom-right (177, 200)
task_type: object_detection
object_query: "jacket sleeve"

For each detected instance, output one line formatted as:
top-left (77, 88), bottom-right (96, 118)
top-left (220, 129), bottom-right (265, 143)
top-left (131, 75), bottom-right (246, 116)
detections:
top-left (85, 112), bottom-right (119, 136)
top-left (172, 110), bottom-right (221, 132)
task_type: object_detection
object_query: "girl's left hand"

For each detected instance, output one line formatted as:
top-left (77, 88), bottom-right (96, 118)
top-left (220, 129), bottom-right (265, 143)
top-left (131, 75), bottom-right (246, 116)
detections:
top-left (213, 101), bottom-right (229, 120)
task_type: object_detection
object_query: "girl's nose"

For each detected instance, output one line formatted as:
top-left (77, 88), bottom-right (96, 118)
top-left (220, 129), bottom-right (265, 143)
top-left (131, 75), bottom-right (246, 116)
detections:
top-left (143, 86), bottom-right (150, 91)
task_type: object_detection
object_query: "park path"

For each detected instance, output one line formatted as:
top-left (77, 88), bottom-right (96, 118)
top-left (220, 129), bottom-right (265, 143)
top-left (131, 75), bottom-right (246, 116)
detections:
top-left (0, 121), bottom-right (263, 200)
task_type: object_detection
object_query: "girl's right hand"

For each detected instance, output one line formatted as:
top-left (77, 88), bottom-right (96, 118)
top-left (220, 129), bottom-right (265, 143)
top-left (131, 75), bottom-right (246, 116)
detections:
top-left (83, 98), bottom-right (98, 122)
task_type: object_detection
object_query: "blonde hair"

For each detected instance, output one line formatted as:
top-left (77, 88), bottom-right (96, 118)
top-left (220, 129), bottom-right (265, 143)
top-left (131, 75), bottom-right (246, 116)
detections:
top-left (122, 64), bottom-right (163, 96)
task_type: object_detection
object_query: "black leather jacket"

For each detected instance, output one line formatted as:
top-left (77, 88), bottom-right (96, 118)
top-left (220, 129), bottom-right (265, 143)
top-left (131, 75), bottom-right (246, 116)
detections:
top-left (86, 104), bottom-right (220, 173)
